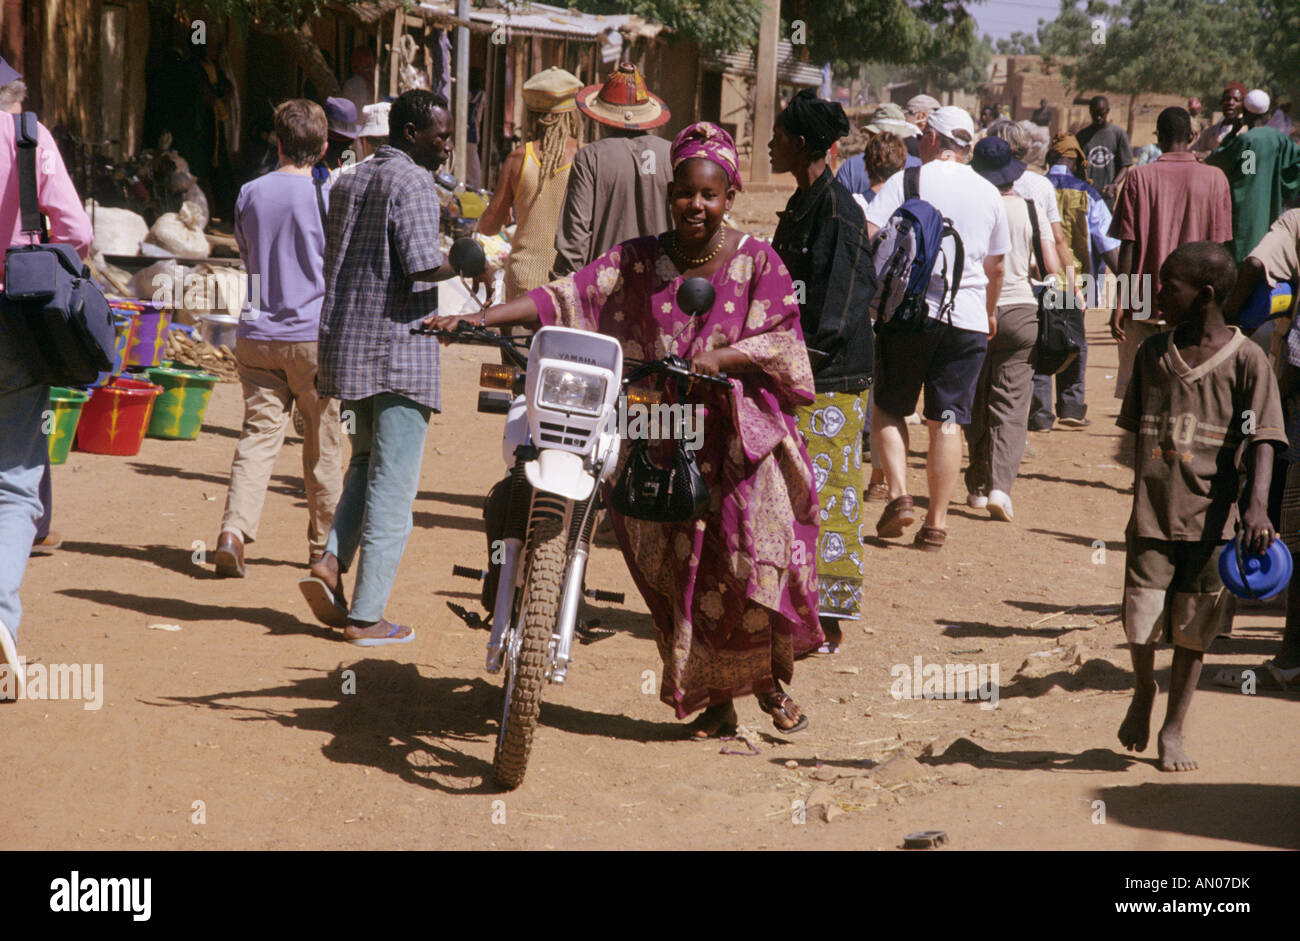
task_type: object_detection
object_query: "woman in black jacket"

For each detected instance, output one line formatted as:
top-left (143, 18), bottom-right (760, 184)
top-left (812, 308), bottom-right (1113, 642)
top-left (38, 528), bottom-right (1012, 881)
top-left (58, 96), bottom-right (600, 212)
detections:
top-left (770, 89), bottom-right (877, 655)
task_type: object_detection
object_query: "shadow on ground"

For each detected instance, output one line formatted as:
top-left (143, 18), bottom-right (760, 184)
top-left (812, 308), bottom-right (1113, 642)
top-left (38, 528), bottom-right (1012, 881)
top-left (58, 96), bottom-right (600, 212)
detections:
top-left (1093, 782), bottom-right (1300, 848)
top-left (58, 587), bottom-right (336, 640)
top-left (147, 659), bottom-right (683, 793)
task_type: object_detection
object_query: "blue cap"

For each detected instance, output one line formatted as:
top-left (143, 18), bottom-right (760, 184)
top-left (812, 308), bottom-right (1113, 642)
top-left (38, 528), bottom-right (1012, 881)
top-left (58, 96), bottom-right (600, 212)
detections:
top-left (0, 57), bottom-right (22, 86)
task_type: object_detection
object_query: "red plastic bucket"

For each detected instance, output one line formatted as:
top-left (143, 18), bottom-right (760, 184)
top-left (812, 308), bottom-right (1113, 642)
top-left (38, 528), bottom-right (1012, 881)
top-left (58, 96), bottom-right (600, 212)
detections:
top-left (75, 377), bottom-right (163, 456)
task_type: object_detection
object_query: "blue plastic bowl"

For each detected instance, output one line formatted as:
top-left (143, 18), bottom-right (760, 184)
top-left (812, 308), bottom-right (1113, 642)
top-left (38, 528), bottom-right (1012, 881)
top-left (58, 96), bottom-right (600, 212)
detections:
top-left (1218, 538), bottom-right (1293, 600)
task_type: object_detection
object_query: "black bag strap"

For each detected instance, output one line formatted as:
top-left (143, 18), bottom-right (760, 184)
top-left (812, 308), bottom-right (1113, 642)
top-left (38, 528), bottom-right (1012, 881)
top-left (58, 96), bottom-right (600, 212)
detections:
top-left (1022, 194), bottom-right (1046, 282)
top-left (937, 219), bottom-right (964, 320)
top-left (903, 164), bottom-right (920, 202)
top-left (14, 112), bottom-right (46, 240)
top-left (314, 176), bottom-right (328, 232)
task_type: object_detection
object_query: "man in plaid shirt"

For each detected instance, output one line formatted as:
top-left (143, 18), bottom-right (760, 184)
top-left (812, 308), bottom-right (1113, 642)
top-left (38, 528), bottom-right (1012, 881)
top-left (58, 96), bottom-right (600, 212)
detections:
top-left (300, 90), bottom-right (461, 646)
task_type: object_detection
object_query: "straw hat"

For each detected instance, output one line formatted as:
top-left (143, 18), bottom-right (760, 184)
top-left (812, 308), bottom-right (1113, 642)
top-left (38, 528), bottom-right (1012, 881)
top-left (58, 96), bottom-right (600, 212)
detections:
top-left (523, 67), bottom-right (582, 113)
top-left (575, 62), bottom-right (670, 130)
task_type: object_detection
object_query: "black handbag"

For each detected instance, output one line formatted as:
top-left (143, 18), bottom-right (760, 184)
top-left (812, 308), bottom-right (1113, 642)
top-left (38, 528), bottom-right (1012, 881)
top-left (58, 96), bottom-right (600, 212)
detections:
top-left (610, 439), bottom-right (710, 523)
top-left (1, 112), bottom-right (115, 387)
top-left (1024, 195), bottom-right (1084, 376)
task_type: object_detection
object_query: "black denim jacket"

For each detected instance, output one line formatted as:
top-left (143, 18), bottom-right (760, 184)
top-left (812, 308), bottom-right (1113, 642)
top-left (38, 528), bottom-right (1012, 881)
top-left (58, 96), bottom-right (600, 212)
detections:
top-left (772, 167), bottom-right (876, 394)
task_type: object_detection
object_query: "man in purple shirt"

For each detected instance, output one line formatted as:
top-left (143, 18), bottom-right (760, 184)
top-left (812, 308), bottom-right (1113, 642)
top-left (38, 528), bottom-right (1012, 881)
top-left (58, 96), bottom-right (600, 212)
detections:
top-left (0, 57), bottom-right (93, 699)
top-left (214, 99), bottom-right (343, 579)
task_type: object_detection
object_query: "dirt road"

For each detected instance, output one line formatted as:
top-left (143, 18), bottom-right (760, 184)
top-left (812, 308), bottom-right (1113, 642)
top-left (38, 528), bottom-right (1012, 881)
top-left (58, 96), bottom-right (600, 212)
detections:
top-left (4, 198), bottom-right (1298, 850)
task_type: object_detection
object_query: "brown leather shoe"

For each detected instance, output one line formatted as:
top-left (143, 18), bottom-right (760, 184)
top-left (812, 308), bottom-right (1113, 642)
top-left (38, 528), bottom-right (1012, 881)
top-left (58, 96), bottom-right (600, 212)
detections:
top-left (214, 531), bottom-right (246, 578)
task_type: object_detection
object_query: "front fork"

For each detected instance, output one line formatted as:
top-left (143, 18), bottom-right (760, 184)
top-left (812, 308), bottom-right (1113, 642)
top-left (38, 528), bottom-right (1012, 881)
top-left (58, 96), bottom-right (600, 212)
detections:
top-left (486, 456), bottom-right (601, 683)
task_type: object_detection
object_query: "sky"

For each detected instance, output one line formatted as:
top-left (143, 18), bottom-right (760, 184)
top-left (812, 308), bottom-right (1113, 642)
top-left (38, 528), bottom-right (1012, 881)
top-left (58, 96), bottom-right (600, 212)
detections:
top-left (970, 0), bottom-right (1067, 41)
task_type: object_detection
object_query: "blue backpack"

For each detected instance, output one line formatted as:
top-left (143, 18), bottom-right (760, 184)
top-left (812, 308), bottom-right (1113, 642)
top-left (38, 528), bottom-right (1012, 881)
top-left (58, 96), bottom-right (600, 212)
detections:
top-left (869, 166), bottom-right (964, 331)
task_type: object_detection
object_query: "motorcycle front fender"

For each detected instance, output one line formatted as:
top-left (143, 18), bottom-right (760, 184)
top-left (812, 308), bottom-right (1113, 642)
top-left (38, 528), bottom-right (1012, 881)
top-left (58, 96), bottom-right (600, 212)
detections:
top-left (525, 449), bottom-right (595, 501)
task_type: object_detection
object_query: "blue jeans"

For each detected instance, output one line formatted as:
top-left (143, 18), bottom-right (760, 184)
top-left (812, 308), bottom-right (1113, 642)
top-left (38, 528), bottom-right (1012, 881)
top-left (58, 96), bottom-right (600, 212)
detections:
top-left (325, 393), bottom-right (431, 623)
top-left (0, 372), bottom-right (48, 642)
top-left (1030, 341), bottom-right (1088, 428)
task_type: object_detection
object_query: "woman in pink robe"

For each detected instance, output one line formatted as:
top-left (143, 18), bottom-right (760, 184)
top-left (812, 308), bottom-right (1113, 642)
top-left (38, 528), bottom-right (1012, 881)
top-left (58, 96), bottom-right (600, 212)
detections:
top-left (431, 122), bottom-right (821, 736)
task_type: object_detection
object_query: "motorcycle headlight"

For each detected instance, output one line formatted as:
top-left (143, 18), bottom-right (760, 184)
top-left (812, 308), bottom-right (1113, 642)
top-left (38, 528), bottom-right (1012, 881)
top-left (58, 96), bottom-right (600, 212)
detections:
top-left (538, 367), bottom-right (606, 415)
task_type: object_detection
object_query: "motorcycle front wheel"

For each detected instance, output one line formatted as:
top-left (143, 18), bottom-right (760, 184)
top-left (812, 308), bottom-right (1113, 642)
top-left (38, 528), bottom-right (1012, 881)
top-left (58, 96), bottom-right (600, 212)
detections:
top-left (492, 513), bottom-right (564, 789)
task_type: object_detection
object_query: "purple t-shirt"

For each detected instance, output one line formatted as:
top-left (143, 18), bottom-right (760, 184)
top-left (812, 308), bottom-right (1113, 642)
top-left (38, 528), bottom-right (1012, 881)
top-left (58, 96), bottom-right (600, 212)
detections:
top-left (234, 172), bottom-right (328, 343)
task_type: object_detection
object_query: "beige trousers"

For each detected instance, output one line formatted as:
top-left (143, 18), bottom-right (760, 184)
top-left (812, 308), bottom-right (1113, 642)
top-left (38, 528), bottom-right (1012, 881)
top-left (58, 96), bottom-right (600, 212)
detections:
top-left (220, 338), bottom-right (343, 560)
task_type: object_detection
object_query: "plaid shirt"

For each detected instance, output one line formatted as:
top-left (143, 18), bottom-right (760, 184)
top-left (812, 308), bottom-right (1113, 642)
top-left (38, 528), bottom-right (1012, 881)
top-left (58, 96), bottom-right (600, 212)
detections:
top-left (317, 145), bottom-right (443, 410)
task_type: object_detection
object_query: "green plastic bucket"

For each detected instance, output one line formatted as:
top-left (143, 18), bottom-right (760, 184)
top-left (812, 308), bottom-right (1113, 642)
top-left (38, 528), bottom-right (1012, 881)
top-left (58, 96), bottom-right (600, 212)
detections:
top-left (47, 387), bottom-right (91, 464)
top-left (145, 365), bottom-right (219, 440)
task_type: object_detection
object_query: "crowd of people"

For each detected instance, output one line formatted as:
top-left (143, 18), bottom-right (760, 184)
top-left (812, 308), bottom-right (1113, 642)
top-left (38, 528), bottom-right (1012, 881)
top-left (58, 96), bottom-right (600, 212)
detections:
top-left (4, 52), bottom-right (1300, 772)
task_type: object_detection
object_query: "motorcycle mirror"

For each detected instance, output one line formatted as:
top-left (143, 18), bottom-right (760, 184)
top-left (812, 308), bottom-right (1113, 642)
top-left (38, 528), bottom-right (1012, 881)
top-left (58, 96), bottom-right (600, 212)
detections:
top-left (676, 277), bottom-right (715, 317)
top-left (434, 170), bottom-right (460, 191)
top-left (449, 238), bottom-right (487, 278)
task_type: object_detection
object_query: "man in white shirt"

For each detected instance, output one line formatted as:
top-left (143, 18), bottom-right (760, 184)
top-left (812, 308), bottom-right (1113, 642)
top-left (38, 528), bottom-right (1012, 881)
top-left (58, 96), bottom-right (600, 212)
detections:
top-left (865, 106), bottom-right (1010, 551)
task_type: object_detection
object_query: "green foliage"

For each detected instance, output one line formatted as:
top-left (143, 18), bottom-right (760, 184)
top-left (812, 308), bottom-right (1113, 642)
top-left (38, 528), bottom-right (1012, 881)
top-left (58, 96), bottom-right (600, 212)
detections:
top-left (1038, 0), bottom-right (1268, 105)
top-left (781, 0), bottom-right (984, 72)
top-left (567, 0), bottom-right (763, 54)
top-left (992, 31), bottom-right (1041, 55)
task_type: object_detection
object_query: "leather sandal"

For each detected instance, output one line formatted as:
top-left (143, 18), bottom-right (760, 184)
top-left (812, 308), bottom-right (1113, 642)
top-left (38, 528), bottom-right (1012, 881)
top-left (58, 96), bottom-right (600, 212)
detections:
top-left (913, 524), bottom-right (947, 551)
top-left (875, 495), bottom-right (917, 538)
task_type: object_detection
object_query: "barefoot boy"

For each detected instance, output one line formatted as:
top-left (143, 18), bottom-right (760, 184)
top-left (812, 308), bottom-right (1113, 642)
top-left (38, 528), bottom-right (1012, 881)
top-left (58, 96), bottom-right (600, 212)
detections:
top-left (1117, 241), bottom-right (1286, 771)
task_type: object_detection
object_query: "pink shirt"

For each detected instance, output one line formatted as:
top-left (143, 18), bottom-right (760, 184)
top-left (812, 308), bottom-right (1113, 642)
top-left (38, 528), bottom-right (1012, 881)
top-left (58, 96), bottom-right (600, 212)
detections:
top-left (0, 113), bottom-right (94, 280)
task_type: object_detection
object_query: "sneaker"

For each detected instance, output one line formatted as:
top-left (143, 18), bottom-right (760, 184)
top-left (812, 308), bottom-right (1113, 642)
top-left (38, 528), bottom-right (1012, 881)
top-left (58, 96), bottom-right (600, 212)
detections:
top-left (1058, 416), bottom-right (1091, 428)
top-left (987, 489), bottom-right (1014, 522)
top-left (1028, 424), bottom-right (1053, 433)
top-left (967, 493), bottom-right (988, 509)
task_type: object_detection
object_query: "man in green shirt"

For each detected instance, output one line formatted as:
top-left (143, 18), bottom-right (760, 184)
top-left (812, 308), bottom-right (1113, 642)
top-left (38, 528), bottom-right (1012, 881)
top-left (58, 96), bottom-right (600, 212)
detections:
top-left (1207, 89), bottom-right (1300, 263)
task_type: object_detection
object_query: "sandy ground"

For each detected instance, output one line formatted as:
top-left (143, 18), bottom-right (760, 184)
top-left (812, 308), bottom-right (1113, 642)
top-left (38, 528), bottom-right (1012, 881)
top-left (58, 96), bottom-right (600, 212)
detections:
top-left (4, 190), bottom-right (1299, 851)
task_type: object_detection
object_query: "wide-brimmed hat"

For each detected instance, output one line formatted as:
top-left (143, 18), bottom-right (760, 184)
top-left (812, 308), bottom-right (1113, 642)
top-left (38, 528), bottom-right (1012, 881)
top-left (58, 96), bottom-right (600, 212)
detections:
top-left (575, 62), bottom-right (669, 130)
top-left (358, 102), bottom-right (390, 138)
top-left (863, 102), bottom-right (919, 138)
top-left (325, 97), bottom-right (358, 139)
top-left (971, 136), bottom-right (1026, 187)
top-left (524, 67), bottom-right (582, 114)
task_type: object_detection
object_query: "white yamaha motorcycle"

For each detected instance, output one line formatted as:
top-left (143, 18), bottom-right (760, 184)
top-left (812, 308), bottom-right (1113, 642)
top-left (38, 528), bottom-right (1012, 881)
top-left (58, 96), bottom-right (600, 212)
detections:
top-left (415, 240), bottom-right (727, 788)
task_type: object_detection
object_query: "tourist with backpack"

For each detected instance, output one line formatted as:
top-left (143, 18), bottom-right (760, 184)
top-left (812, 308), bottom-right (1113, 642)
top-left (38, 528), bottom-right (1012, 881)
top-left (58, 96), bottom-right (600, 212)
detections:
top-left (964, 137), bottom-right (1060, 522)
top-left (770, 89), bottom-right (876, 655)
top-left (864, 106), bottom-right (1010, 551)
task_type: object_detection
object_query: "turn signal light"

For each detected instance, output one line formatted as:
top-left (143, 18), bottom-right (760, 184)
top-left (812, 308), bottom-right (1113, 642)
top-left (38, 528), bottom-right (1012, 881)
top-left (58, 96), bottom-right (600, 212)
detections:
top-left (625, 387), bottom-right (662, 407)
top-left (480, 364), bottom-right (519, 390)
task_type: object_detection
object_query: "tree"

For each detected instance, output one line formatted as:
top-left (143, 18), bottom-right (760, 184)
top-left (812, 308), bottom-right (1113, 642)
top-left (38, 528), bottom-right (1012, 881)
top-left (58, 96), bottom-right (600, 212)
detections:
top-left (1038, 0), bottom-right (1266, 132)
top-left (993, 31), bottom-right (1041, 55)
top-left (781, 0), bottom-right (986, 73)
top-left (570, 0), bottom-right (763, 54)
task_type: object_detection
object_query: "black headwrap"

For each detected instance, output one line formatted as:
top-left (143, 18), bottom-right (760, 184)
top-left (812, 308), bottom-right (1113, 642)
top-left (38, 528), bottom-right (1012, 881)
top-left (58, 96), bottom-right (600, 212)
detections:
top-left (778, 88), bottom-right (851, 156)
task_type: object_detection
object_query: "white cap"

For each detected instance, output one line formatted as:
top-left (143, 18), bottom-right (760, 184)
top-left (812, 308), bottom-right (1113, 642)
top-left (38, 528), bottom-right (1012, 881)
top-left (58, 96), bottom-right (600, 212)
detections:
top-left (358, 101), bottom-right (390, 137)
top-left (1244, 89), bottom-right (1270, 115)
top-left (926, 106), bottom-right (976, 146)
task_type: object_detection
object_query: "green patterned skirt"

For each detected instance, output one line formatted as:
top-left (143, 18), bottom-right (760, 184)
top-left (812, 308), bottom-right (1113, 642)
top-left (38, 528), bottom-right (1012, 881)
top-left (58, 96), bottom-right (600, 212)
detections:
top-left (796, 391), bottom-right (868, 620)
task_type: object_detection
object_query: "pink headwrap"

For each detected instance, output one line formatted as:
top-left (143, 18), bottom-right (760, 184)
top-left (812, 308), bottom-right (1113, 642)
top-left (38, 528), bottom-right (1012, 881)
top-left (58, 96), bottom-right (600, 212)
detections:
top-left (670, 121), bottom-right (743, 192)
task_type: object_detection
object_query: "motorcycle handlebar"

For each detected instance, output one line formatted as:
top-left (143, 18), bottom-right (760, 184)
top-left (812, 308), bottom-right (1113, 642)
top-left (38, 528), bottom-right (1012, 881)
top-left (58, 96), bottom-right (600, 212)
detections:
top-left (410, 325), bottom-right (730, 387)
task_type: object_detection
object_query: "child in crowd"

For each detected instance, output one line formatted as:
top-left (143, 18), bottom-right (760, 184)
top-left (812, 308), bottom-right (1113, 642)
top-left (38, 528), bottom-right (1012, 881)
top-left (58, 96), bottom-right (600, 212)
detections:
top-left (213, 99), bottom-right (344, 578)
top-left (1117, 241), bottom-right (1285, 771)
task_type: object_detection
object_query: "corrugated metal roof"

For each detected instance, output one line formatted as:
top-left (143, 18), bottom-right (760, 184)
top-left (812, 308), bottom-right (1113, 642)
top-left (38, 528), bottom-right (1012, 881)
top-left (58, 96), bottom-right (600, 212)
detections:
top-left (703, 40), bottom-right (822, 87)
top-left (417, 1), bottom-right (634, 41)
